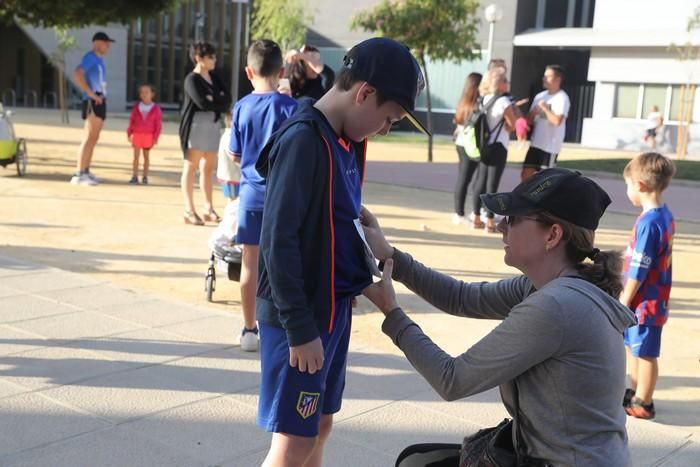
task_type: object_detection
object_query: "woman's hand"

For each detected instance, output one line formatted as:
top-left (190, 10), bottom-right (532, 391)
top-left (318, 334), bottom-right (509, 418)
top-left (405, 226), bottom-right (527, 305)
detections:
top-left (363, 259), bottom-right (399, 316)
top-left (359, 206), bottom-right (394, 261)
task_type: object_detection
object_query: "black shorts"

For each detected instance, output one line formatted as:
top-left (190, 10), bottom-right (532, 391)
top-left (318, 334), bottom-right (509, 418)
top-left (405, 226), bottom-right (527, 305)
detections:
top-left (81, 96), bottom-right (107, 120)
top-left (646, 128), bottom-right (656, 138)
top-left (523, 146), bottom-right (557, 169)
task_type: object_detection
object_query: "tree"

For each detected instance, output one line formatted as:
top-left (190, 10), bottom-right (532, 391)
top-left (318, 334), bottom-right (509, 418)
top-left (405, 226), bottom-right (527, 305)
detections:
top-left (669, 6), bottom-right (700, 160)
top-left (251, 0), bottom-right (312, 52)
top-left (352, 0), bottom-right (481, 162)
top-left (0, 0), bottom-right (179, 28)
top-left (48, 27), bottom-right (79, 124)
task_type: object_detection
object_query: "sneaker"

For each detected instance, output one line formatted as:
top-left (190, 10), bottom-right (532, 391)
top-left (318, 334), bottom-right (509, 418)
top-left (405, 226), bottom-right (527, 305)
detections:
top-left (452, 213), bottom-right (465, 225)
top-left (84, 170), bottom-right (100, 184)
top-left (128, 176), bottom-right (138, 185)
top-left (625, 397), bottom-right (655, 419)
top-left (70, 173), bottom-right (98, 186)
top-left (141, 176), bottom-right (148, 185)
top-left (240, 327), bottom-right (259, 352)
top-left (622, 388), bottom-right (636, 408)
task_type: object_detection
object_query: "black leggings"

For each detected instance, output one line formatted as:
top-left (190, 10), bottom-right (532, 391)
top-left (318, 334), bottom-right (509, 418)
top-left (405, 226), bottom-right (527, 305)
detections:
top-left (472, 143), bottom-right (508, 219)
top-left (453, 145), bottom-right (480, 216)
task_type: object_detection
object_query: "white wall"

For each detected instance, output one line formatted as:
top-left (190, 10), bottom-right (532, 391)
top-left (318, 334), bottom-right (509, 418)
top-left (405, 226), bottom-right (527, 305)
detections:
top-left (588, 47), bottom-right (700, 85)
top-left (19, 25), bottom-right (128, 111)
top-left (594, 0), bottom-right (699, 30)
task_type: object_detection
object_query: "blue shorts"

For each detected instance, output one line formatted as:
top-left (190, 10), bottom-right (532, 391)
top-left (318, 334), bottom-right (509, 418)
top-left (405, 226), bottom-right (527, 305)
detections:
top-left (237, 209), bottom-right (263, 245)
top-left (257, 296), bottom-right (352, 437)
top-left (624, 324), bottom-right (663, 358)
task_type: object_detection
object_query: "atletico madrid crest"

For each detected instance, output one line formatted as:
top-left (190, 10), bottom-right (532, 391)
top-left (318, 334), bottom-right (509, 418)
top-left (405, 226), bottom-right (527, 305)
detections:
top-left (296, 391), bottom-right (320, 419)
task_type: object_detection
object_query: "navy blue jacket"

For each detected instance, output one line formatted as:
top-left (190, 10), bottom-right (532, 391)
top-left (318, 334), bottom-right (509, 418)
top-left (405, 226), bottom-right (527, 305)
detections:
top-left (255, 101), bottom-right (367, 346)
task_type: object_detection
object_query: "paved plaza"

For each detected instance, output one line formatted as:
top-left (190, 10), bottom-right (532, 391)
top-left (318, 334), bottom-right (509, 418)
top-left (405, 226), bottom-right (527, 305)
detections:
top-left (0, 110), bottom-right (698, 466)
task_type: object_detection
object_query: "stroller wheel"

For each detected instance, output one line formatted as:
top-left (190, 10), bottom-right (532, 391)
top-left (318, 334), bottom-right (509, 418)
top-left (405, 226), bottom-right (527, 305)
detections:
top-left (16, 139), bottom-right (27, 176)
top-left (205, 266), bottom-right (216, 302)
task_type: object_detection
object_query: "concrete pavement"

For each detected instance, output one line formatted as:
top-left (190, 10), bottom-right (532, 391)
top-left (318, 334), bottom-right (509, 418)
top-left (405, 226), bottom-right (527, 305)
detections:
top-left (0, 108), bottom-right (698, 465)
top-left (0, 255), bottom-right (698, 466)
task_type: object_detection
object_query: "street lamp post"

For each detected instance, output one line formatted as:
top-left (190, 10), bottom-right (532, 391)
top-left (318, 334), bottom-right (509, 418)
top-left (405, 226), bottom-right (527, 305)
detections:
top-left (484, 3), bottom-right (504, 64)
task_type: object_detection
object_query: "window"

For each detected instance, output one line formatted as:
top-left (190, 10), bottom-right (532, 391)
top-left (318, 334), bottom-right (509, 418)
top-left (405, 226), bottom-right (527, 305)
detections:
top-left (614, 84), bottom-right (639, 118)
top-left (669, 85), bottom-right (697, 122)
top-left (642, 85), bottom-right (666, 116)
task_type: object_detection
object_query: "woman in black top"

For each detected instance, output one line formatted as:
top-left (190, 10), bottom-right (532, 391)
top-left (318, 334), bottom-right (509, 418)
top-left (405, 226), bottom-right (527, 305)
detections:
top-left (179, 42), bottom-right (231, 225)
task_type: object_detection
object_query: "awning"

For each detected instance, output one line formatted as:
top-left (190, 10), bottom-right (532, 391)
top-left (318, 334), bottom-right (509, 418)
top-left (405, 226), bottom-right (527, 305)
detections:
top-left (513, 28), bottom-right (700, 48)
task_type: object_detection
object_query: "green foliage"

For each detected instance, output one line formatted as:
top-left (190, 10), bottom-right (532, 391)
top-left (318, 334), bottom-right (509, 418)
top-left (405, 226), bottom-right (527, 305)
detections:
top-left (251, 0), bottom-right (312, 52)
top-left (0, 0), bottom-right (180, 28)
top-left (351, 0), bottom-right (481, 62)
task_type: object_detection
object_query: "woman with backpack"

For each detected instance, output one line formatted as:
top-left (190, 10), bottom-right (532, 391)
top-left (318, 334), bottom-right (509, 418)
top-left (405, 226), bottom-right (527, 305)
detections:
top-left (452, 73), bottom-right (482, 226)
top-left (471, 68), bottom-right (517, 233)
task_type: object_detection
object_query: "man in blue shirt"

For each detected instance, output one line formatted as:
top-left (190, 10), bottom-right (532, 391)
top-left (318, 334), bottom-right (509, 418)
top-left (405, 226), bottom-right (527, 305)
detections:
top-left (71, 31), bottom-right (114, 186)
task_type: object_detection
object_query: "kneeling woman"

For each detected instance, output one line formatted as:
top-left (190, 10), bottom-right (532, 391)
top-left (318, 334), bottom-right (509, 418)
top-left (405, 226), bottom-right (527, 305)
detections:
top-left (361, 168), bottom-right (635, 467)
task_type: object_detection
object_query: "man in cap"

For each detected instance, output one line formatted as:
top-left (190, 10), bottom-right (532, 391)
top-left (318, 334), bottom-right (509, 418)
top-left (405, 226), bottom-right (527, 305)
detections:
top-left (71, 31), bottom-right (114, 186)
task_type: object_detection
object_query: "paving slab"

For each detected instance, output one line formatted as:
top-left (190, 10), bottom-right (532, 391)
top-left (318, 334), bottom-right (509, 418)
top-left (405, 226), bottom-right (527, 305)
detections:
top-left (0, 294), bottom-right (80, 324)
top-left (122, 395), bottom-right (267, 465)
top-left (0, 324), bottom-right (48, 357)
top-left (0, 391), bottom-right (109, 456)
top-left (9, 310), bottom-right (145, 343)
top-left (39, 366), bottom-right (217, 424)
top-left (0, 425), bottom-right (209, 467)
top-left (95, 298), bottom-right (220, 328)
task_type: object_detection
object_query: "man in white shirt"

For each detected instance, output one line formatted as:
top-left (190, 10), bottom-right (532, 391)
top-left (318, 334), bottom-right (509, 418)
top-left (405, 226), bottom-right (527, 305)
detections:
top-left (522, 65), bottom-right (570, 181)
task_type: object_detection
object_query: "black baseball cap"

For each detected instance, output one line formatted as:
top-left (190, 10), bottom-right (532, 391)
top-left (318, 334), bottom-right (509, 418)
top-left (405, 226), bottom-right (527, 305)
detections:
top-left (480, 168), bottom-right (611, 230)
top-left (92, 32), bottom-right (115, 43)
top-left (342, 37), bottom-right (429, 135)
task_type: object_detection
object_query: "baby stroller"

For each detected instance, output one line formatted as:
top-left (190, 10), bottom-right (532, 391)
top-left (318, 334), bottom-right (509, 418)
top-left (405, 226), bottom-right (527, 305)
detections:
top-left (0, 104), bottom-right (28, 176)
top-left (205, 199), bottom-right (242, 302)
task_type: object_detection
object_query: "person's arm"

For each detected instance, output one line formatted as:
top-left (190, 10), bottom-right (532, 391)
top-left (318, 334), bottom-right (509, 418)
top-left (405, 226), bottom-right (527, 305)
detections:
top-left (153, 105), bottom-right (163, 143)
top-left (360, 206), bottom-right (530, 319)
top-left (536, 99), bottom-right (565, 126)
top-left (319, 65), bottom-right (335, 92)
top-left (619, 279), bottom-right (642, 308)
top-left (211, 73), bottom-right (232, 112)
top-left (184, 74), bottom-right (219, 111)
top-left (371, 261), bottom-right (562, 401)
top-left (228, 107), bottom-right (241, 163)
top-left (73, 54), bottom-right (103, 104)
top-left (619, 221), bottom-right (659, 307)
top-left (126, 106), bottom-right (137, 138)
top-left (502, 98), bottom-right (517, 133)
top-left (260, 127), bottom-right (326, 345)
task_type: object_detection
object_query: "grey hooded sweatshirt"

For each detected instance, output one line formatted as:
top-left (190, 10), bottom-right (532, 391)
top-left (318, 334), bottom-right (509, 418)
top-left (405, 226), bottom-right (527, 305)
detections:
top-left (382, 249), bottom-right (636, 467)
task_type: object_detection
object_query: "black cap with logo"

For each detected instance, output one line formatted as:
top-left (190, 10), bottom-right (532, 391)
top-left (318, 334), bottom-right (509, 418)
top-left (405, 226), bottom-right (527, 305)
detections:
top-left (92, 32), bottom-right (115, 43)
top-left (480, 168), bottom-right (612, 230)
top-left (342, 37), bottom-right (429, 135)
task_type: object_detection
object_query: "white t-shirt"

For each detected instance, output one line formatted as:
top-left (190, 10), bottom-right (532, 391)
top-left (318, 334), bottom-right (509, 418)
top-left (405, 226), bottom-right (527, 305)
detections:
top-left (483, 94), bottom-right (512, 148)
top-left (529, 89), bottom-right (570, 154)
top-left (646, 111), bottom-right (662, 130)
top-left (138, 102), bottom-right (154, 118)
top-left (217, 128), bottom-right (241, 183)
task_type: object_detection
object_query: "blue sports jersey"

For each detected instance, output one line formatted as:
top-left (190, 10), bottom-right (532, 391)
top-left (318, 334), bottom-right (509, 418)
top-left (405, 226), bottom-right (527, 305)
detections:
top-left (78, 51), bottom-right (106, 99)
top-left (314, 113), bottom-right (372, 298)
top-left (623, 204), bottom-right (674, 326)
top-left (229, 92), bottom-right (298, 210)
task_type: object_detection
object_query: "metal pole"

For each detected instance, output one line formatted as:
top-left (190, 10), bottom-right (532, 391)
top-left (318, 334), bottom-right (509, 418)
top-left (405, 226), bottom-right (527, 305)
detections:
top-left (487, 21), bottom-right (495, 64)
top-left (231, 2), bottom-right (243, 102)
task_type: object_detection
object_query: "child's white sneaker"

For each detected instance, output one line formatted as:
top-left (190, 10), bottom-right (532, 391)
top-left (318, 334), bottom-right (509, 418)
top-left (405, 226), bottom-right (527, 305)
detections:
top-left (240, 327), bottom-right (259, 352)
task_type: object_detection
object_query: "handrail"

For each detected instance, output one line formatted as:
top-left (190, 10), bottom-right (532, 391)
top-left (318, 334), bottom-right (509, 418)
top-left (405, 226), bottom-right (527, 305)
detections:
top-left (1, 89), bottom-right (16, 107)
top-left (43, 91), bottom-right (58, 108)
top-left (24, 90), bottom-right (38, 107)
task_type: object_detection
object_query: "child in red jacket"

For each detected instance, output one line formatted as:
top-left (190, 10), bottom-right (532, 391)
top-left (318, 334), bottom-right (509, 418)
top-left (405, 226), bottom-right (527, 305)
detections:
top-left (126, 84), bottom-right (162, 184)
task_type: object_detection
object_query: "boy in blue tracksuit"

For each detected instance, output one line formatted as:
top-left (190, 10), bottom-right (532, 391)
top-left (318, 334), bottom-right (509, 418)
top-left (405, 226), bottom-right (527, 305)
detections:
top-left (255, 38), bottom-right (429, 466)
